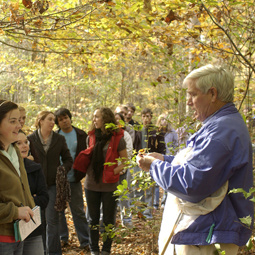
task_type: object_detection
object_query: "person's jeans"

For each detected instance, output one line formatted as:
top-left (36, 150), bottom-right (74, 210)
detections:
top-left (0, 242), bottom-right (24, 255)
top-left (119, 170), bottom-right (132, 224)
top-left (85, 189), bottom-right (118, 253)
top-left (59, 182), bottom-right (89, 247)
top-left (23, 235), bottom-right (44, 255)
top-left (46, 185), bottom-right (62, 255)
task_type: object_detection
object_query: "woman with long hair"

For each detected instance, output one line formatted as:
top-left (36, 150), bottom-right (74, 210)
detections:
top-left (0, 100), bottom-right (35, 255)
top-left (75, 107), bottom-right (128, 255)
top-left (28, 111), bottom-right (73, 255)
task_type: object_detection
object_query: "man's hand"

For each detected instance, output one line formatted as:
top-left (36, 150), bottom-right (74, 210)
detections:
top-left (146, 152), bottom-right (164, 161)
top-left (137, 153), bottom-right (163, 172)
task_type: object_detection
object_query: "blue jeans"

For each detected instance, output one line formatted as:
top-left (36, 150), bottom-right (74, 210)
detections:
top-left (0, 242), bottom-right (24, 255)
top-left (23, 236), bottom-right (44, 255)
top-left (85, 189), bottom-right (118, 253)
top-left (59, 182), bottom-right (89, 247)
top-left (46, 185), bottom-right (62, 255)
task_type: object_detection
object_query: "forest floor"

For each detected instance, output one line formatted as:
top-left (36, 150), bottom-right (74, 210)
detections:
top-left (62, 205), bottom-right (161, 255)
top-left (61, 204), bottom-right (255, 255)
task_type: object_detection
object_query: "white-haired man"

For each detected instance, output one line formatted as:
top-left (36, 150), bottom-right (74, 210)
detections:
top-left (137, 65), bottom-right (254, 255)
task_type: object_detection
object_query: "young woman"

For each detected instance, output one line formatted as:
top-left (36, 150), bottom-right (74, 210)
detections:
top-left (16, 130), bottom-right (49, 255)
top-left (0, 100), bottom-right (35, 255)
top-left (74, 107), bottom-right (128, 255)
top-left (28, 111), bottom-right (73, 255)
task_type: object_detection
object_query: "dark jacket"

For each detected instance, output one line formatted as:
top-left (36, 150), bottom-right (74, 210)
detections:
top-left (128, 119), bottom-right (140, 126)
top-left (24, 158), bottom-right (49, 238)
top-left (57, 126), bottom-right (88, 182)
top-left (57, 126), bottom-right (88, 158)
top-left (28, 130), bottom-right (73, 187)
top-left (133, 124), bottom-right (166, 154)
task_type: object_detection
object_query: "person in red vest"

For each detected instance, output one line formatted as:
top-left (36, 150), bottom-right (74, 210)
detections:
top-left (74, 107), bottom-right (128, 255)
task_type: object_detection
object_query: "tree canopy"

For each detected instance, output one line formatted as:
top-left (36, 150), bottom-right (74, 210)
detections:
top-left (1, 0), bottom-right (255, 129)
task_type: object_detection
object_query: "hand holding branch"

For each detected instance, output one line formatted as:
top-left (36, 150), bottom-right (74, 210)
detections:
top-left (137, 152), bottom-right (164, 172)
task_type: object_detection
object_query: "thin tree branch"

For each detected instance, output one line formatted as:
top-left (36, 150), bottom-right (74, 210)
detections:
top-left (201, 0), bottom-right (255, 73)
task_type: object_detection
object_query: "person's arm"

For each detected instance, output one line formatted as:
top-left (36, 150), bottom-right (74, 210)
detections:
top-left (33, 168), bottom-right (49, 209)
top-left (148, 139), bottom-right (232, 203)
top-left (114, 148), bottom-right (128, 175)
top-left (0, 202), bottom-right (33, 224)
top-left (74, 169), bottom-right (86, 182)
top-left (27, 136), bottom-right (40, 163)
top-left (124, 131), bottom-right (133, 159)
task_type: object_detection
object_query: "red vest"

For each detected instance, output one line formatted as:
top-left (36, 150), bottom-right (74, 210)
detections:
top-left (73, 129), bottom-right (124, 183)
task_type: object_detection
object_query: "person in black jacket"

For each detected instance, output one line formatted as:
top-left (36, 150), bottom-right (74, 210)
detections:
top-left (132, 108), bottom-right (165, 219)
top-left (16, 130), bottom-right (49, 255)
top-left (54, 108), bottom-right (90, 251)
top-left (28, 111), bottom-right (73, 255)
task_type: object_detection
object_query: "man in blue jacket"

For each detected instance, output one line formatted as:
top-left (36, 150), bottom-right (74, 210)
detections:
top-left (137, 65), bottom-right (254, 255)
top-left (54, 108), bottom-right (90, 251)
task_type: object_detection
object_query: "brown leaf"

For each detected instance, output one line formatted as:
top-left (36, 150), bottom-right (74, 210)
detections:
top-left (165, 10), bottom-right (177, 24)
top-left (22, 0), bottom-right (32, 9)
top-left (137, 211), bottom-right (146, 221)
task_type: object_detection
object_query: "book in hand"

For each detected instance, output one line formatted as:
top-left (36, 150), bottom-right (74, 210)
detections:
top-left (14, 206), bottom-right (41, 241)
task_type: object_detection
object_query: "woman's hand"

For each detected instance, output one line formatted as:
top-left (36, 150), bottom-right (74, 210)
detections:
top-left (17, 206), bottom-right (34, 222)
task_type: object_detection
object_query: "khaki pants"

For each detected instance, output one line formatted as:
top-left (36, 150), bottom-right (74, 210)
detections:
top-left (175, 243), bottom-right (239, 255)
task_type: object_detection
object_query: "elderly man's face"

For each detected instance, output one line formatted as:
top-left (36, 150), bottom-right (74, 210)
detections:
top-left (186, 80), bottom-right (214, 122)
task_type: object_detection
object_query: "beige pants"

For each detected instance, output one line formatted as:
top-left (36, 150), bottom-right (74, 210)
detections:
top-left (175, 243), bottom-right (239, 255)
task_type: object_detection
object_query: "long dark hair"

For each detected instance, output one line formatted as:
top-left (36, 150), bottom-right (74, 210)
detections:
top-left (0, 100), bottom-right (19, 150)
top-left (90, 107), bottom-right (119, 135)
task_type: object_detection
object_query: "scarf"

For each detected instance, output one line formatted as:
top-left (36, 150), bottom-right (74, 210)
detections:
top-left (91, 129), bottom-right (112, 183)
top-left (1, 144), bottom-right (20, 176)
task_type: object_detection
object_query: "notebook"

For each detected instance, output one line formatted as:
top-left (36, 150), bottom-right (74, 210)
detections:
top-left (14, 206), bottom-right (41, 241)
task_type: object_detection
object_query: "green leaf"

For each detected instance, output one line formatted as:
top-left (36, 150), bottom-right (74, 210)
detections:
top-left (239, 215), bottom-right (252, 227)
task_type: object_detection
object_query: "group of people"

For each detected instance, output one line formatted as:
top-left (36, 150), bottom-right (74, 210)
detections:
top-left (0, 64), bottom-right (254, 255)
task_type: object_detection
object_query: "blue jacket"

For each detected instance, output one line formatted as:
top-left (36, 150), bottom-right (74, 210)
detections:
top-left (150, 103), bottom-right (254, 246)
